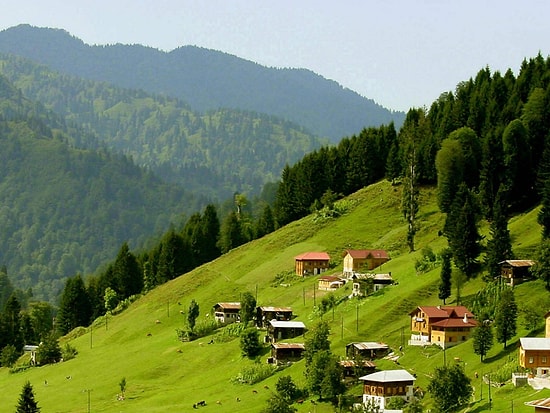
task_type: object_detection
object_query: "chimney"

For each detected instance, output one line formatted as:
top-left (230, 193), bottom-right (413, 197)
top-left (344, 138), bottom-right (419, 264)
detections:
top-left (463, 313), bottom-right (468, 323)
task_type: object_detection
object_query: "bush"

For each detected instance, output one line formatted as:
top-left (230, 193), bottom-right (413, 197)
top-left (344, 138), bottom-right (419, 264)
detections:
top-left (1, 344), bottom-right (21, 368)
top-left (36, 334), bottom-right (62, 365)
top-left (230, 362), bottom-right (279, 384)
top-left (61, 343), bottom-right (78, 361)
top-left (240, 328), bottom-right (262, 358)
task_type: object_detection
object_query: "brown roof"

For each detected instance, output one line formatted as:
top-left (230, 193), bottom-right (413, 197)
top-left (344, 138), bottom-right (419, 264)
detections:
top-left (319, 275), bottom-right (343, 282)
top-left (431, 318), bottom-right (477, 328)
top-left (258, 306), bottom-right (293, 313)
top-left (295, 252), bottom-right (330, 261)
top-left (271, 343), bottom-right (305, 350)
top-left (525, 398), bottom-right (550, 409)
top-left (340, 359), bottom-right (376, 368)
top-left (411, 305), bottom-right (474, 319)
top-left (499, 259), bottom-right (536, 267)
top-left (213, 302), bottom-right (241, 310)
top-left (343, 249), bottom-right (389, 259)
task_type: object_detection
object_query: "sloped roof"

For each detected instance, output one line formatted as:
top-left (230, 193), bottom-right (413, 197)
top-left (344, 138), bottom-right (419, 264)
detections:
top-left (271, 343), bottom-right (305, 350)
top-left (213, 302), bottom-right (241, 310)
top-left (411, 305), bottom-right (474, 319)
top-left (347, 342), bottom-right (389, 351)
top-left (344, 249), bottom-right (389, 259)
top-left (499, 259), bottom-right (536, 267)
top-left (258, 306), bottom-right (293, 313)
top-left (431, 318), bottom-right (477, 328)
top-left (525, 397), bottom-right (550, 409)
top-left (520, 337), bottom-right (550, 350)
top-left (269, 320), bottom-right (306, 329)
top-left (319, 275), bottom-right (344, 282)
top-left (359, 369), bottom-right (416, 383)
top-left (295, 252), bottom-right (330, 261)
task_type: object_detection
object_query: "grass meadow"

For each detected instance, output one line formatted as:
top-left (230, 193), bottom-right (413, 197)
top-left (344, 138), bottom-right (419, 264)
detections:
top-left (1, 180), bottom-right (549, 412)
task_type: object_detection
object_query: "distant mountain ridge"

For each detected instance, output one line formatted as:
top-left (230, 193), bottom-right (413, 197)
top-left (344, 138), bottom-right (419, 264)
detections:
top-left (0, 24), bottom-right (404, 140)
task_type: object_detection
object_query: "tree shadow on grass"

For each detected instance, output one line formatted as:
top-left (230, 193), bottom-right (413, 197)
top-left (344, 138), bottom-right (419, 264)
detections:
top-left (465, 400), bottom-right (492, 412)
top-left (483, 339), bottom-right (519, 364)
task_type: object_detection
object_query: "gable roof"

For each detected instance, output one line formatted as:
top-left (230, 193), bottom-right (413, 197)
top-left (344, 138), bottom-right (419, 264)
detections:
top-left (525, 398), bottom-right (550, 409)
top-left (319, 275), bottom-right (344, 282)
top-left (347, 342), bottom-right (389, 351)
top-left (520, 337), bottom-right (550, 350)
top-left (213, 302), bottom-right (241, 310)
top-left (295, 252), bottom-right (330, 261)
top-left (271, 343), bottom-right (305, 350)
top-left (499, 259), bottom-right (536, 267)
top-left (431, 317), bottom-right (477, 328)
top-left (269, 320), bottom-right (306, 329)
top-left (410, 305), bottom-right (474, 319)
top-left (257, 306), bottom-right (293, 313)
top-left (343, 249), bottom-right (389, 259)
top-left (359, 369), bottom-right (416, 383)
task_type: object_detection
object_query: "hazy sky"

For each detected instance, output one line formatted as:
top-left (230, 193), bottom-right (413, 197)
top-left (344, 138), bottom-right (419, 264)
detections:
top-left (1, 0), bottom-right (549, 112)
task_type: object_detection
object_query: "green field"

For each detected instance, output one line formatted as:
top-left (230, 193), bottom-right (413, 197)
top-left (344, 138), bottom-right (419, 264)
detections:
top-left (1, 180), bottom-right (549, 412)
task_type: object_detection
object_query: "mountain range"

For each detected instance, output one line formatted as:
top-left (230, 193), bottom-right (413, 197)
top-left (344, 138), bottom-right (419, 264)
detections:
top-left (0, 24), bottom-right (405, 141)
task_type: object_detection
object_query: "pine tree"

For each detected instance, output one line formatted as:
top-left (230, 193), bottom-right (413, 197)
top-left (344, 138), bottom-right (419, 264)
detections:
top-left (15, 381), bottom-right (40, 413)
top-left (218, 211), bottom-right (246, 253)
top-left (57, 275), bottom-right (92, 335)
top-left (472, 321), bottom-right (494, 361)
top-left (484, 187), bottom-right (513, 282)
top-left (239, 291), bottom-right (256, 326)
top-left (187, 299), bottom-right (199, 332)
top-left (112, 242), bottom-right (143, 299)
top-left (494, 288), bottom-right (518, 349)
top-left (438, 250), bottom-right (452, 305)
top-left (537, 139), bottom-right (550, 239)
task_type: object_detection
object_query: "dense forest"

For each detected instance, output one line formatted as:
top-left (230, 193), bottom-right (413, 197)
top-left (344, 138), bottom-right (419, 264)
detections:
top-left (0, 54), bottom-right (325, 199)
top-left (0, 74), bottom-right (206, 302)
top-left (0, 24), bottom-right (405, 141)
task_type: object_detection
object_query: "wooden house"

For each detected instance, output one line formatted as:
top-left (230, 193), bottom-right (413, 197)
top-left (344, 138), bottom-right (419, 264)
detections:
top-left (359, 369), bottom-right (416, 411)
top-left (295, 252), bottom-right (330, 276)
top-left (519, 337), bottom-right (550, 376)
top-left (256, 306), bottom-right (293, 328)
top-left (343, 249), bottom-right (390, 276)
top-left (409, 305), bottom-right (476, 348)
top-left (318, 275), bottom-right (345, 291)
top-left (267, 320), bottom-right (306, 342)
top-left (525, 398), bottom-right (550, 412)
top-left (270, 342), bottom-right (305, 364)
top-left (346, 342), bottom-right (390, 360)
top-left (213, 302), bottom-right (241, 325)
top-left (340, 359), bottom-right (376, 377)
top-left (500, 260), bottom-right (535, 286)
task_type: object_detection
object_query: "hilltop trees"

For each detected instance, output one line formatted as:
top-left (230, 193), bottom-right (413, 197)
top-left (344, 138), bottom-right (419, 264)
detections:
top-left (56, 275), bottom-right (92, 335)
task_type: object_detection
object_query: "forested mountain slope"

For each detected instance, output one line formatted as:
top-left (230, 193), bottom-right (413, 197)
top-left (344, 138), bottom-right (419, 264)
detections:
top-left (0, 53), bottom-right (326, 199)
top-left (0, 74), bottom-right (204, 302)
top-left (0, 24), bottom-right (405, 141)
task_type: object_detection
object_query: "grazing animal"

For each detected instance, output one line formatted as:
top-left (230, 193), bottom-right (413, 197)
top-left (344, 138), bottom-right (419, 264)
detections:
top-left (147, 332), bottom-right (152, 337)
top-left (263, 385), bottom-right (269, 389)
top-left (66, 375), bottom-right (72, 380)
top-left (155, 319), bottom-right (161, 324)
top-left (236, 397), bottom-right (241, 402)
top-left (216, 400), bottom-right (221, 405)
top-left (252, 389), bottom-right (257, 394)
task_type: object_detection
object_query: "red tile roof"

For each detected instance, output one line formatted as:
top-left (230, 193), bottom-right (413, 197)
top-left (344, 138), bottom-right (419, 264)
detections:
top-left (295, 252), bottom-right (330, 261)
top-left (344, 249), bottom-right (389, 259)
top-left (431, 318), bottom-right (477, 328)
top-left (412, 305), bottom-right (474, 319)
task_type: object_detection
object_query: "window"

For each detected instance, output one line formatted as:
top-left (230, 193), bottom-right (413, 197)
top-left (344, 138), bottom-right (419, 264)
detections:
top-left (529, 357), bottom-right (534, 364)
top-left (543, 356), bottom-right (547, 364)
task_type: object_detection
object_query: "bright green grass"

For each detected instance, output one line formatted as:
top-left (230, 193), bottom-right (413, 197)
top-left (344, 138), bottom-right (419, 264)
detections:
top-left (0, 180), bottom-right (547, 412)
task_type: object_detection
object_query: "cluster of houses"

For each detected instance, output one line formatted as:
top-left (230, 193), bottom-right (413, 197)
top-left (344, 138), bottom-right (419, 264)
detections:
top-left (213, 250), bottom-right (543, 412)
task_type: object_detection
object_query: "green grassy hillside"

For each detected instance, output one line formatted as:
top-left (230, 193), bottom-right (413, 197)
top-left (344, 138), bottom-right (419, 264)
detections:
top-left (0, 180), bottom-right (548, 412)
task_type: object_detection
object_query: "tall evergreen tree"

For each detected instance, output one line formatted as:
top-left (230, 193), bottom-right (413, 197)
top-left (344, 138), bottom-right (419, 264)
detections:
top-left (537, 138), bottom-right (550, 239)
top-left (199, 204), bottom-right (221, 263)
top-left (0, 267), bottom-right (14, 311)
top-left (494, 288), bottom-right (518, 349)
top-left (444, 184), bottom-right (481, 277)
top-left (15, 381), bottom-right (40, 413)
top-left (218, 211), bottom-right (246, 253)
top-left (3, 294), bottom-right (23, 352)
top-left (187, 299), bottom-right (199, 332)
top-left (472, 321), bottom-right (494, 361)
top-left (112, 242), bottom-right (142, 299)
top-left (438, 250), bottom-right (452, 305)
top-left (400, 108), bottom-right (428, 252)
top-left (255, 203), bottom-right (275, 238)
top-left (484, 187), bottom-right (513, 282)
top-left (435, 138), bottom-right (464, 214)
top-left (240, 291), bottom-right (257, 326)
top-left (479, 130), bottom-right (505, 219)
top-left (56, 275), bottom-right (92, 335)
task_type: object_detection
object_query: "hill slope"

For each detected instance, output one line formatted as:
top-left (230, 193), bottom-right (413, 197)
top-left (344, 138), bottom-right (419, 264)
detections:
top-left (0, 24), bottom-right (405, 141)
top-left (0, 181), bottom-right (546, 412)
top-left (0, 74), bottom-right (205, 302)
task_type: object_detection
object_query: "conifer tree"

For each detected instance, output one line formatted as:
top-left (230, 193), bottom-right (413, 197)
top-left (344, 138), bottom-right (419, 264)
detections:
top-left (15, 381), bottom-right (40, 413)
top-left (438, 250), bottom-right (452, 305)
top-left (537, 139), bottom-right (550, 239)
top-left (484, 187), bottom-right (513, 282)
top-left (472, 321), bottom-right (494, 361)
top-left (57, 275), bottom-right (92, 335)
top-left (112, 242), bottom-right (143, 299)
top-left (494, 288), bottom-right (518, 349)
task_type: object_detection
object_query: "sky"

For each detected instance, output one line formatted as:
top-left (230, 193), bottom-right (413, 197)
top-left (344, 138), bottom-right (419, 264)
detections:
top-left (0, 0), bottom-right (549, 112)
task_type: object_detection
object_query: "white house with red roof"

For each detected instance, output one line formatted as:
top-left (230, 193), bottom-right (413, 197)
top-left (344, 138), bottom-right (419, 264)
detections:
top-left (294, 252), bottom-right (330, 276)
top-left (409, 305), bottom-right (477, 348)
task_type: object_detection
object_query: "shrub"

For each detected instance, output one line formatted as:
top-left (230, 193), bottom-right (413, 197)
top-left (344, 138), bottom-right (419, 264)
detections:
top-left (61, 343), bottom-right (78, 361)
